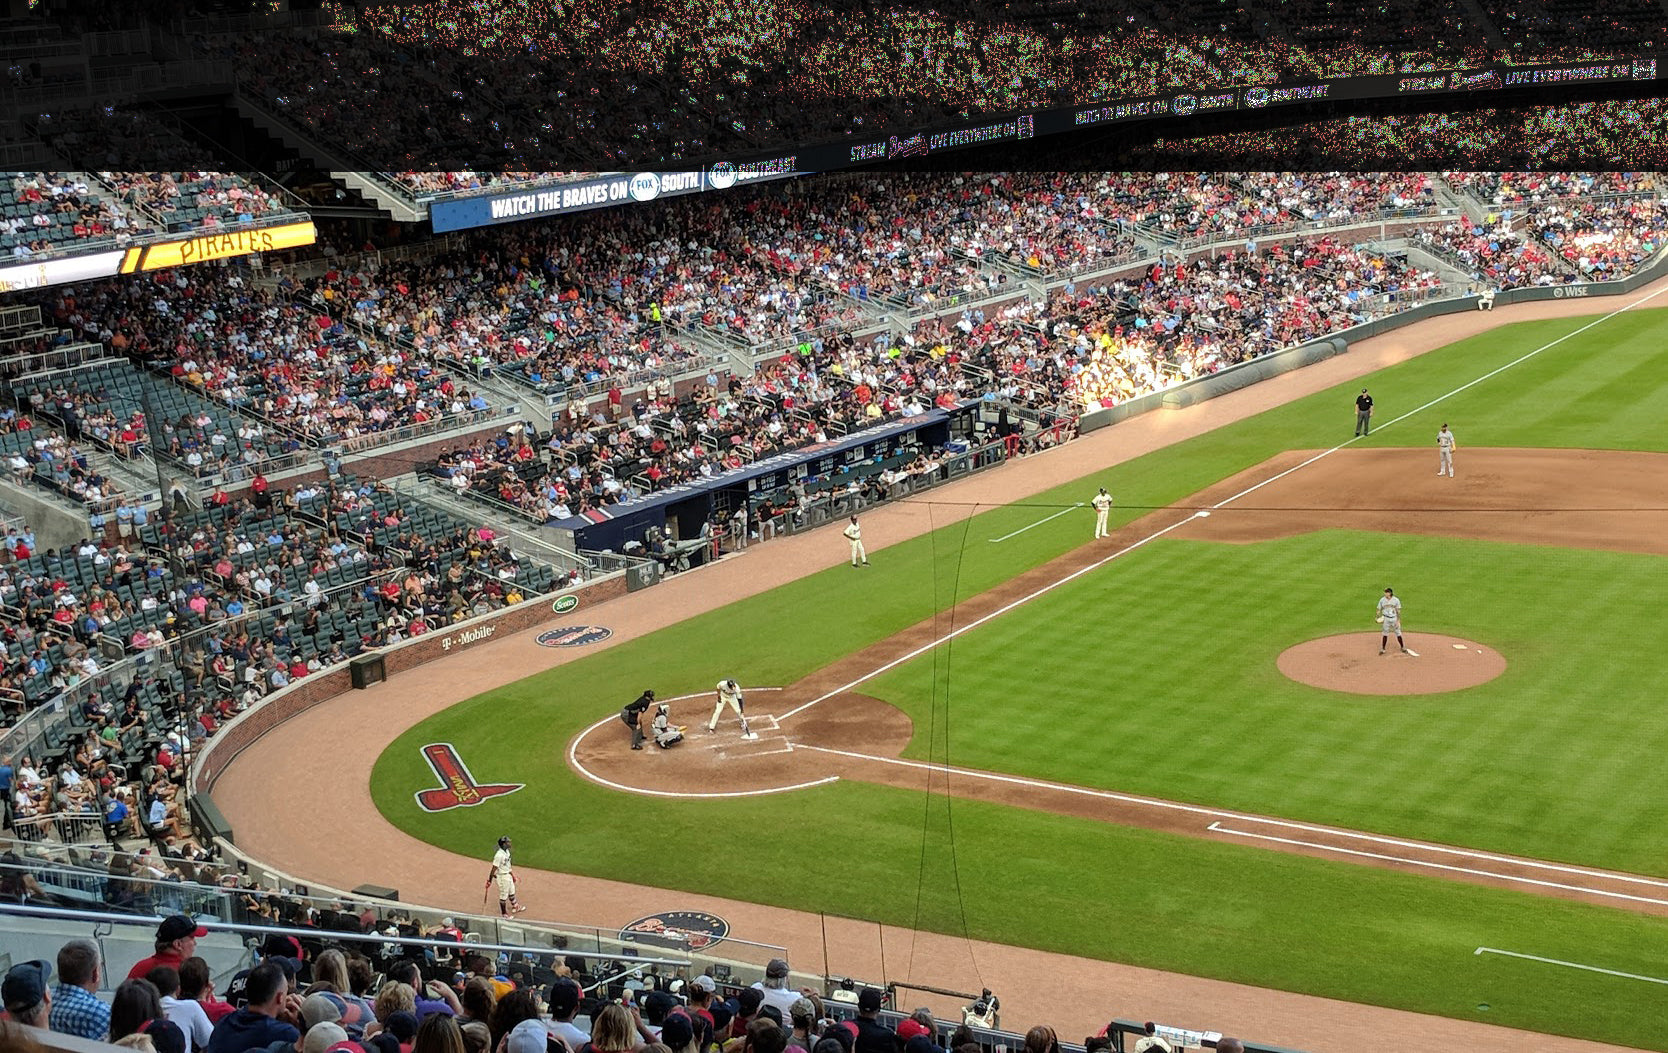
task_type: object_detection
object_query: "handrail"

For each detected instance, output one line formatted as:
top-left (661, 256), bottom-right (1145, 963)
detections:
top-left (0, 901), bottom-right (694, 965)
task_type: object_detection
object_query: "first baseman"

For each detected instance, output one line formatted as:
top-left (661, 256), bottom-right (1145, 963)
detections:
top-left (708, 678), bottom-right (756, 738)
top-left (1377, 587), bottom-right (1407, 654)
top-left (486, 836), bottom-right (525, 915)
top-left (1437, 424), bottom-right (1457, 477)
top-left (1092, 487), bottom-right (1113, 538)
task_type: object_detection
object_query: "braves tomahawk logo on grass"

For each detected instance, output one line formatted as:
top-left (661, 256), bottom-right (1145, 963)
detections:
top-left (414, 743), bottom-right (525, 812)
top-left (619, 910), bottom-right (730, 950)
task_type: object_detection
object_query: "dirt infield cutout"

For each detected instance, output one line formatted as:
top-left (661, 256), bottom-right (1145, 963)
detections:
top-left (1277, 633), bottom-right (1507, 695)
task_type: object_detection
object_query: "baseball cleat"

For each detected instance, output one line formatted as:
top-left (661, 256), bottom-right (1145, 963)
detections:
top-left (1379, 649), bottom-right (1386, 655)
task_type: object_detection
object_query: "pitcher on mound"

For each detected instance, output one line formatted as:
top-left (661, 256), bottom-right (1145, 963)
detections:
top-left (708, 678), bottom-right (756, 738)
top-left (1376, 588), bottom-right (1407, 654)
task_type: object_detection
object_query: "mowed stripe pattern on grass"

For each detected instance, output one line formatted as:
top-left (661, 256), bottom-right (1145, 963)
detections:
top-left (868, 530), bottom-right (1668, 876)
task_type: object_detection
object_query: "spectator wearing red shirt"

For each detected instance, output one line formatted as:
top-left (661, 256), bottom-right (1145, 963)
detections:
top-left (128, 916), bottom-right (207, 980)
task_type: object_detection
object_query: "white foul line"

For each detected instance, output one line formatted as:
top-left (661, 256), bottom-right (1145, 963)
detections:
top-left (1206, 823), bottom-right (1668, 907)
top-left (1474, 947), bottom-right (1668, 985)
top-left (988, 503), bottom-right (1083, 543)
top-left (790, 743), bottom-right (1668, 893)
top-left (779, 282), bottom-right (1668, 725)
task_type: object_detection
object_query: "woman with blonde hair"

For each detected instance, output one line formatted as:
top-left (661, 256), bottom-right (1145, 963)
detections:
top-left (314, 949), bottom-right (377, 1021)
top-left (590, 1003), bottom-right (644, 1053)
top-left (374, 981), bottom-right (418, 1022)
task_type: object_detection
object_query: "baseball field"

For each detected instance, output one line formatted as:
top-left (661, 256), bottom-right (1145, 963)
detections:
top-left (369, 301), bottom-right (1668, 1049)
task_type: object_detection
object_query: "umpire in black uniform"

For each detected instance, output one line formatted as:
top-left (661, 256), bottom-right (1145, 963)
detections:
top-left (1354, 388), bottom-right (1374, 436)
top-left (621, 690), bottom-right (654, 750)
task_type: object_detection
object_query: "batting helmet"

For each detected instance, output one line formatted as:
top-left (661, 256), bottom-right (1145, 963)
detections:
top-left (498, 836), bottom-right (511, 848)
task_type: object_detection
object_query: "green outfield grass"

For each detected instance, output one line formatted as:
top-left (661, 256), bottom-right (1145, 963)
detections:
top-left (371, 307), bottom-right (1668, 1048)
top-left (865, 529), bottom-right (1668, 875)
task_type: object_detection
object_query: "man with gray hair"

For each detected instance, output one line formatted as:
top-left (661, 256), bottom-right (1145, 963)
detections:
top-left (50, 939), bottom-right (109, 1039)
top-left (752, 959), bottom-right (802, 1027)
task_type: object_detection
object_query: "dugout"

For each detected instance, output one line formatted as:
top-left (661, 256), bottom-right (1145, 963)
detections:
top-left (553, 409), bottom-right (959, 552)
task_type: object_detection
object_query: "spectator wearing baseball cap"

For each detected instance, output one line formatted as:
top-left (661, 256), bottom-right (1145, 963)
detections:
top-left (138, 1017), bottom-right (189, 1053)
top-left (303, 993), bottom-right (375, 1039)
top-left (2, 960), bottom-right (53, 1028)
top-left (544, 979), bottom-right (589, 1049)
top-left (504, 1018), bottom-right (552, 1053)
top-left (385, 1009), bottom-right (420, 1053)
top-left (729, 989), bottom-right (764, 1040)
top-left (683, 975), bottom-right (716, 1034)
top-left (784, 998), bottom-right (818, 1053)
top-left (128, 916), bottom-right (207, 980)
top-left (751, 961), bottom-right (800, 1032)
top-left (302, 1021), bottom-right (354, 1053)
top-left (851, 990), bottom-right (890, 1053)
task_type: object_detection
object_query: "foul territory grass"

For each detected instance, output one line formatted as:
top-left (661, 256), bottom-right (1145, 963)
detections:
top-left (373, 307), bottom-right (1668, 1046)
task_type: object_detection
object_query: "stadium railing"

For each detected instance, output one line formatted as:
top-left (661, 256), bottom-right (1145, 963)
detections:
top-left (1167, 203), bottom-right (1444, 255)
top-left (0, 901), bottom-right (697, 1001)
top-left (0, 341), bottom-right (108, 381)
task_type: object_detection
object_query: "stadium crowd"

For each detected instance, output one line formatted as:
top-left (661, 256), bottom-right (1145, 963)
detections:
top-left (1133, 100), bottom-right (1668, 169)
top-left (0, 909), bottom-right (1249, 1053)
top-left (11, 167), bottom-right (1664, 524)
top-left (163, 0), bottom-right (1666, 168)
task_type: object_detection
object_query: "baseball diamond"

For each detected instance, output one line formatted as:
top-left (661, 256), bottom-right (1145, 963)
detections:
top-left (194, 283), bottom-right (1668, 1053)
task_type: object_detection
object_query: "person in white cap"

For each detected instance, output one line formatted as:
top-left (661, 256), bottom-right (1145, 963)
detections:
top-left (708, 679), bottom-right (755, 738)
top-left (844, 516), bottom-right (868, 567)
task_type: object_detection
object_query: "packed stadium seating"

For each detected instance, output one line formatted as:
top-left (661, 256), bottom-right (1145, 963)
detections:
top-left (144, 0), bottom-right (1664, 169)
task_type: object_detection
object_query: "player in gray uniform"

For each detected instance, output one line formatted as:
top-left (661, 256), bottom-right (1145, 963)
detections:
top-left (1377, 588), bottom-right (1407, 654)
top-left (1437, 424), bottom-right (1456, 477)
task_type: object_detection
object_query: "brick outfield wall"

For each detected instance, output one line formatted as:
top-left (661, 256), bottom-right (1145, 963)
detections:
top-left (191, 571), bottom-right (628, 802)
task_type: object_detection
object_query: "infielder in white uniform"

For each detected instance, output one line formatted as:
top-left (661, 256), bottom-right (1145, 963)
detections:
top-left (844, 516), bottom-right (868, 567)
top-left (708, 678), bottom-right (756, 738)
top-left (1377, 587), bottom-right (1407, 654)
top-left (1091, 488), bottom-right (1113, 538)
top-left (1437, 424), bottom-right (1457, 477)
top-left (486, 836), bottom-right (525, 915)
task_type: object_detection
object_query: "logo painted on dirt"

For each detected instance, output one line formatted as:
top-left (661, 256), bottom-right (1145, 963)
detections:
top-left (414, 743), bottom-right (525, 812)
top-left (551, 594), bottom-right (579, 615)
top-left (537, 625), bottom-right (612, 647)
top-left (619, 911), bottom-right (730, 951)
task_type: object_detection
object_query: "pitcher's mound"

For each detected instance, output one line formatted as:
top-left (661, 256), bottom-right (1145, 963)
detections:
top-left (1278, 634), bottom-right (1506, 695)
